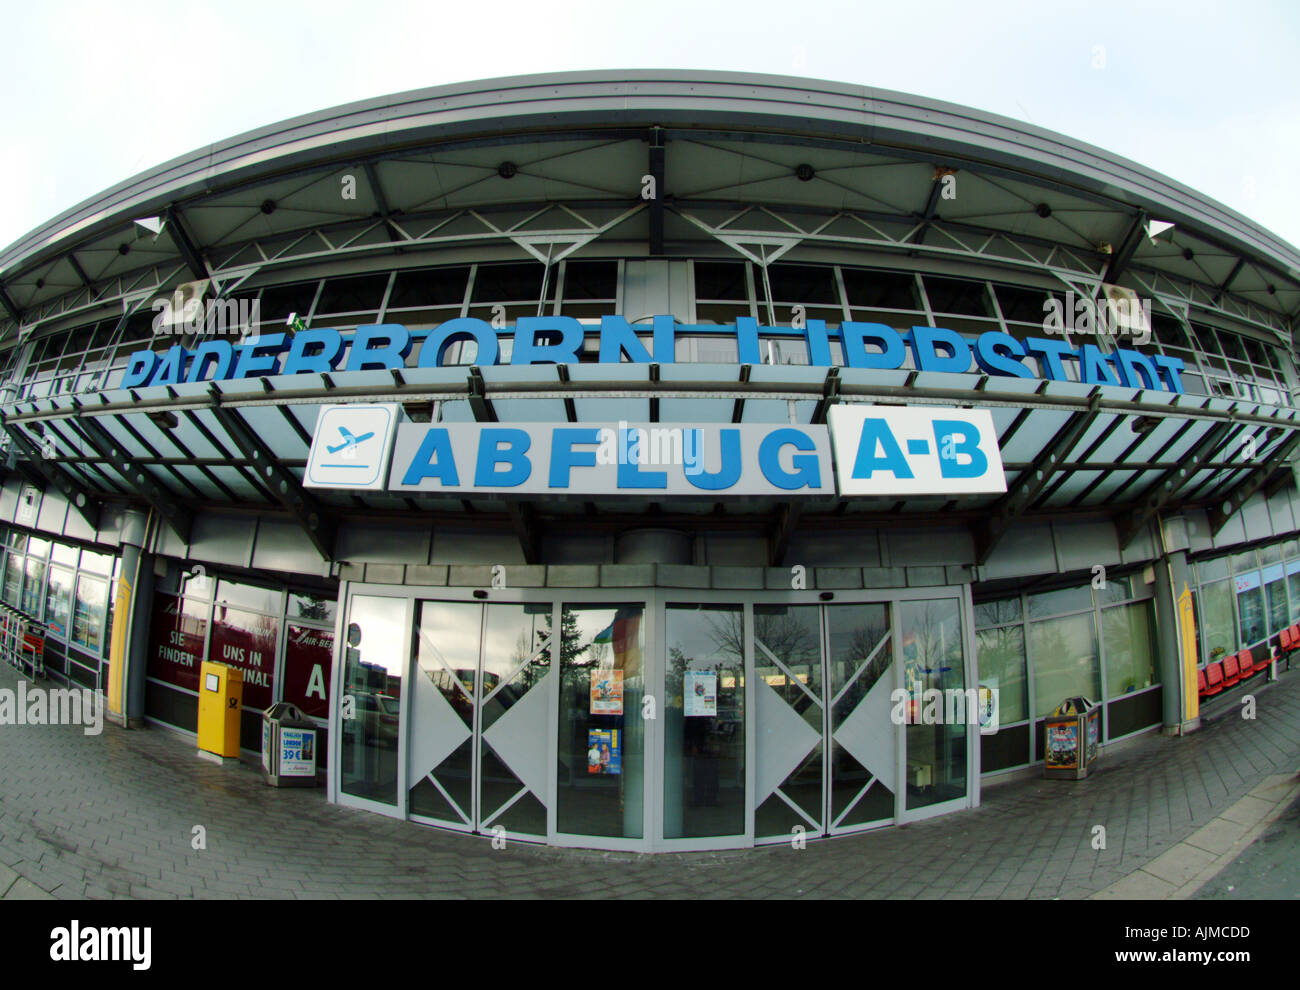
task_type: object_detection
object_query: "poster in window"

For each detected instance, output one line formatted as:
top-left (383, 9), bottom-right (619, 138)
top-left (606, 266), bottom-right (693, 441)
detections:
top-left (684, 670), bottom-right (717, 717)
top-left (586, 729), bottom-right (621, 775)
top-left (589, 667), bottom-right (623, 715)
top-left (283, 623), bottom-right (334, 720)
top-left (146, 592), bottom-right (207, 692)
top-left (209, 605), bottom-right (279, 711)
top-left (72, 574), bottom-right (107, 652)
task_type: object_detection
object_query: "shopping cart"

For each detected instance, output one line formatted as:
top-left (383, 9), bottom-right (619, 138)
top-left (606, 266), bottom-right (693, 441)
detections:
top-left (0, 602), bottom-right (45, 679)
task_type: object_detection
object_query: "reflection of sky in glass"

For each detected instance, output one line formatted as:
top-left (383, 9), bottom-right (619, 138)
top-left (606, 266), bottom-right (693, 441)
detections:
top-left (348, 596), bottom-right (408, 678)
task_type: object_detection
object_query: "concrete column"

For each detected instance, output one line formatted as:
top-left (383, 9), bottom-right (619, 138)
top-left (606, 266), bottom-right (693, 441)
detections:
top-left (1153, 516), bottom-right (1200, 735)
top-left (111, 507), bottom-right (154, 728)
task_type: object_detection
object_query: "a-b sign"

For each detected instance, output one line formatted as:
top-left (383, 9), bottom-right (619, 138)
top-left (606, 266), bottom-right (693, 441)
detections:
top-left (828, 405), bottom-right (1006, 495)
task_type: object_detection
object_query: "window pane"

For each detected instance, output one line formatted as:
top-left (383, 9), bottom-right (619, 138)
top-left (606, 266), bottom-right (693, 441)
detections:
top-left (3, 553), bottom-right (21, 607)
top-left (977, 624), bottom-right (1027, 724)
top-left (72, 575), bottom-right (108, 652)
top-left (288, 592), bottom-right (336, 625)
top-left (21, 557), bottom-right (46, 617)
top-left (210, 605), bottom-right (280, 711)
top-left (1103, 602), bottom-right (1159, 698)
top-left (664, 604), bottom-right (746, 839)
top-left (1200, 579), bottom-right (1236, 663)
top-left (1028, 584), bottom-right (1093, 618)
top-left (975, 596), bottom-right (1022, 629)
top-left (45, 565), bottom-right (73, 638)
top-left (216, 578), bottom-right (279, 615)
top-left (146, 592), bottom-right (209, 692)
top-left (1030, 612), bottom-right (1100, 716)
top-left (340, 595), bottom-right (406, 805)
top-left (1234, 574), bottom-right (1265, 646)
top-left (1264, 570), bottom-right (1289, 636)
top-left (900, 598), bottom-right (967, 809)
top-left (557, 604), bottom-right (645, 839)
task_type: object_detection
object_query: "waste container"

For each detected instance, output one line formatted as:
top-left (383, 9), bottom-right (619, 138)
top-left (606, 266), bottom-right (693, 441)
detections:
top-left (261, 702), bottom-right (319, 787)
top-left (1043, 696), bottom-right (1101, 779)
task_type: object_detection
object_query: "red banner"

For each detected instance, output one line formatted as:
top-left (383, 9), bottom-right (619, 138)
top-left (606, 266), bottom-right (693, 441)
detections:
top-left (146, 593), bottom-right (206, 692)
top-left (210, 605), bottom-right (279, 711)
top-left (283, 623), bottom-right (334, 719)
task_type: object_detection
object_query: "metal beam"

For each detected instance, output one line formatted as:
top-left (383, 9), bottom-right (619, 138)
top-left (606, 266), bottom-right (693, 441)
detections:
top-left (1207, 429), bottom-right (1300, 536)
top-left (67, 254), bottom-right (94, 291)
top-left (508, 502), bottom-right (540, 565)
top-left (1102, 209), bottom-right (1148, 285)
top-left (1115, 419), bottom-right (1236, 549)
top-left (975, 393), bottom-right (1102, 565)
top-left (0, 283), bottom-right (22, 325)
top-left (1214, 258), bottom-right (1246, 304)
top-left (162, 206), bottom-right (209, 282)
top-left (73, 412), bottom-right (190, 540)
top-left (908, 169), bottom-right (949, 252)
top-left (467, 366), bottom-right (497, 422)
top-left (0, 422), bottom-right (101, 529)
top-left (362, 163), bottom-right (405, 250)
top-left (648, 127), bottom-right (665, 256)
top-left (210, 400), bottom-right (335, 560)
top-left (768, 501), bottom-right (800, 566)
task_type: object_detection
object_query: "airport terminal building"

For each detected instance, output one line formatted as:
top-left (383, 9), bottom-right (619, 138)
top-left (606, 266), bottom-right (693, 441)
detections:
top-left (1, 71), bottom-right (1298, 851)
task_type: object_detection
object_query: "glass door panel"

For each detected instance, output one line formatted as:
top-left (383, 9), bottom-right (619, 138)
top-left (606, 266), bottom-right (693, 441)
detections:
top-left (478, 603), bottom-right (552, 837)
top-left (557, 604), bottom-right (646, 839)
top-left (408, 600), bottom-right (479, 827)
top-left (753, 604), bottom-right (824, 839)
top-left (340, 595), bottom-right (407, 806)
top-left (825, 602), bottom-right (895, 832)
top-left (664, 604), bottom-right (746, 840)
top-left (899, 598), bottom-right (968, 811)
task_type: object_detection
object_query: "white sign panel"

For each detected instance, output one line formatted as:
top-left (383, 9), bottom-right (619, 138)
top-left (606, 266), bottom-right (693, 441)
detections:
top-left (304, 404), bottom-right (402, 490)
top-left (684, 670), bottom-right (718, 717)
top-left (828, 405), bottom-right (1007, 496)
top-left (387, 422), bottom-right (833, 496)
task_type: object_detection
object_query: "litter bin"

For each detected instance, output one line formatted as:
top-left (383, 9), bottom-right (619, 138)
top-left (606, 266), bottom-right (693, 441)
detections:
top-left (1043, 696), bottom-right (1101, 780)
top-left (261, 702), bottom-right (319, 787)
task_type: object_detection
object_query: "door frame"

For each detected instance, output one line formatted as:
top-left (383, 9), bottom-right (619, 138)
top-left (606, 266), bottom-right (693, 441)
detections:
top-left (331, 580), bottom-right (980, 848)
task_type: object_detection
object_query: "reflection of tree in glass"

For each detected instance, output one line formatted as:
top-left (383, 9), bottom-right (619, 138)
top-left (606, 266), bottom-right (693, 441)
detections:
top-left (296, 594), bottom-right (329, 622)
top-left (702, 608), bottom-right (756, 666)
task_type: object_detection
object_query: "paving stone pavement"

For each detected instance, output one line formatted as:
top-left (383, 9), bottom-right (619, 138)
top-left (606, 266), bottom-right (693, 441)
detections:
top-left (1, 659), bottom-right (1297, 900)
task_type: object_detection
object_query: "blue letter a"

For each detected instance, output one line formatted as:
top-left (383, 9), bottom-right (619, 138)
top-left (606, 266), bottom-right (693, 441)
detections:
top-left (851, 419), bottom-right (914, 479)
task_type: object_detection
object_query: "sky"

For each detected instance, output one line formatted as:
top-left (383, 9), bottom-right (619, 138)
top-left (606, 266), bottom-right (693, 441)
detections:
top-left (1, 0), bottom-right (1298, 259)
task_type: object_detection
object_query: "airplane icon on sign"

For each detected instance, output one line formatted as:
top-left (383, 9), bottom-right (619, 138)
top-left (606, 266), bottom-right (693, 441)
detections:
top-left (326, 427), bottom-right (375, 454)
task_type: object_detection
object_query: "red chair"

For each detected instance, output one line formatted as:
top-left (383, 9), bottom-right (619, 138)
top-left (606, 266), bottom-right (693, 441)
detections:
top-left (1204, 662), bottom-right (1225, 696)
top-left (1236, 649), bottom-right (1255, 679)
top-left (1197, 669), bottom-right (1208, 697)
top-left (1289, 624), bottom-right (1300, 651)
top-left (1282, 627), bottom-right (1295, 652)
top-left (1222, 653), bottom-right (1241, 688)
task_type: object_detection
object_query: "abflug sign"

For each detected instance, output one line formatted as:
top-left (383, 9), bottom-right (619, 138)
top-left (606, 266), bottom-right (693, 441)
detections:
top-left (120, 315), bottom-right (1187, 393)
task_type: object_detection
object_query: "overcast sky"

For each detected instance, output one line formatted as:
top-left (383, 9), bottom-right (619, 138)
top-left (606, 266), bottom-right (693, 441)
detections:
top-left (2, 0), bottom-right (1297, 257)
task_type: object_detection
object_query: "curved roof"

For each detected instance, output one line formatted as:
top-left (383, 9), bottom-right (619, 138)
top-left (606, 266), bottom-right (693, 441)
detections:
top-left (2, 70), bottom-right (1297, 334)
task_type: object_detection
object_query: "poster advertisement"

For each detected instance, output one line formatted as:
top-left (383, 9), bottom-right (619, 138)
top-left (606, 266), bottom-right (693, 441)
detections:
top-left (589, 668), bottom-right (624, 715)
top-left (279, 727), bottom-right (317, 776)
top-left (1045, 722), bottom-right (1079, 769)
top-left (283, 624), bottom-right (334, 719)
top-left (684, 670), bottom-right (717, 717)
top-left (1085, 710), bottom-right (1100, 763)
top-left (977, 677), bottom-right (998, 734)
top-left (586, 729), bottom-right (621, 775)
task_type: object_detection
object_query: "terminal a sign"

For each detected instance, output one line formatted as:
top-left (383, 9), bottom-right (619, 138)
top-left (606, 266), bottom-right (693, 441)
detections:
top-left (304, 403), bottom-right (1007, 497)
top-left (120, 314), bottom-right (1187, 394)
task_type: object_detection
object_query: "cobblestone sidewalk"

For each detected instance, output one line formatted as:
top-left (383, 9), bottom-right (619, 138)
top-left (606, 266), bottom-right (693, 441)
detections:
top-left (1, 661), bottom-right (1296, 899)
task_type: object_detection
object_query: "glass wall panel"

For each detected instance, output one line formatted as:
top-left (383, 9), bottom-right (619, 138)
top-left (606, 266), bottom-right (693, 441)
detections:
top-left (825, 602), bottom-right (894, 828)
top-left (664, 604), bottom-right (746, 840)
top-left (1263, 568), bottom-right (1289, 635)
top-left (3, 552), bottom-right (21, 606)
top-left (900, 598), bottom-right (967, 809)
top-left (1200, 578), bottom-right (1236, 662)
top-left (45, 565), bottom-right (73, 637)
top-left (976, 623), bottom-right (1027, 724)
top-left (753, 604), bottom-right (823, 837)
top-left (1289, 566), bottom-right (1300, 623)
top-left (210, 606), bottom-right (279, 711)
top-left (21, 556), bottom-right (46, 617)
top-left (1028, 585), bottom-right (1093, 618)
top-left (1102, 602), bottom-right (1159, 698)
top-left (340, 596), bottom-right (406, 806)
top-left (72, 574), bottom-right (107, 652)
top-left (557, 604), bottom-right (645, 839)
top-left (1030, 612), bottom-right (1100, 715)
top-left (1234, 574), bottom-right (1265, 646)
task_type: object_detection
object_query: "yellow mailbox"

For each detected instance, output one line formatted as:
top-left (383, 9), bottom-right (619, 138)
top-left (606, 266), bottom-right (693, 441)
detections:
top-left (198, 660), bottom-right (243, 761)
